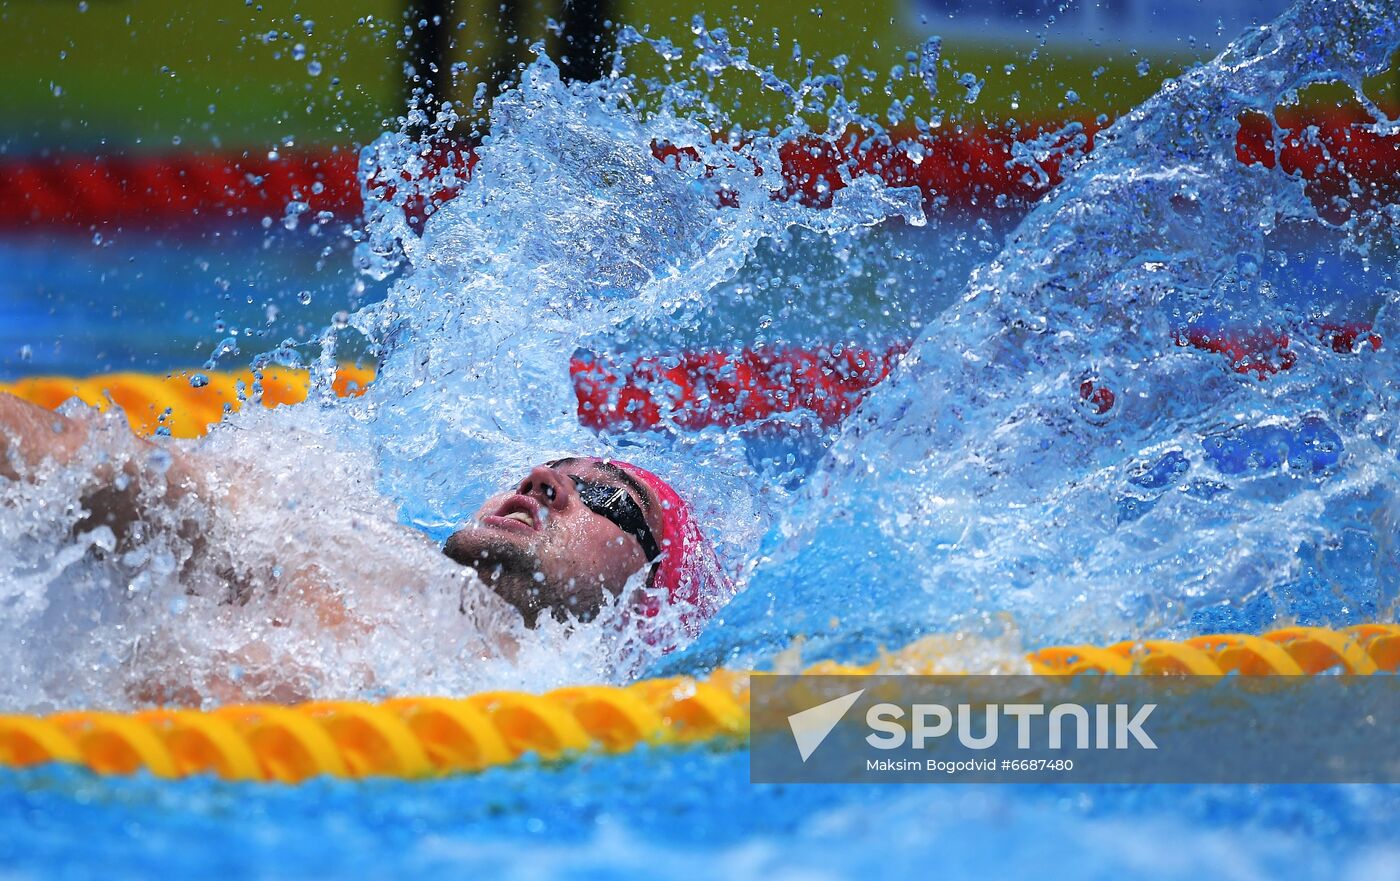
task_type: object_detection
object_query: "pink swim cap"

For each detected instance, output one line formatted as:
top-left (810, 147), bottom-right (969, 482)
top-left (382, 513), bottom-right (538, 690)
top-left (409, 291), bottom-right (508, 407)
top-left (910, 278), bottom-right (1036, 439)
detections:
top-left (605, 459), bottom-right (730, 639)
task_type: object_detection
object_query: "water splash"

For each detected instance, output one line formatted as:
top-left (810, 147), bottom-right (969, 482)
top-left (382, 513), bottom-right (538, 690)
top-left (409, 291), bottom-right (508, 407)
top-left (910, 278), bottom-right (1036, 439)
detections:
top-left (672, 0), bottom-right (1400, 670)
top-left (919, 36), bottom-right (941, 101)
top-left (3, 1), bottom-right (1398, 708)
top-left (0, 28), bottom-right (930, 708)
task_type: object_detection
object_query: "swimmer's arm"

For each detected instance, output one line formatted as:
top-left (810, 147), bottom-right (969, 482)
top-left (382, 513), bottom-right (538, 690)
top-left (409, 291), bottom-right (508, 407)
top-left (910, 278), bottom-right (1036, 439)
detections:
top-left (0, 392), bottom-right (88, 481)
top-left (0, 391), bottom-right (204, 535)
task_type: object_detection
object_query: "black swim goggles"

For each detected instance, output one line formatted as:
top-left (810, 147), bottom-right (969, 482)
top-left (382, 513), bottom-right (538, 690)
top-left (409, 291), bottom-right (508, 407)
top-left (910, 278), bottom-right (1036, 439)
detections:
top-left (567, 475), bottom-right (660, 562)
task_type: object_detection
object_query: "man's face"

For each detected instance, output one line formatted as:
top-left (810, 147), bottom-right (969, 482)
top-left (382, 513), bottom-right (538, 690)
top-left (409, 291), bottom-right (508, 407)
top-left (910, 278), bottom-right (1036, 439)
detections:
top-left (443, 458), bottom-right (664, 625)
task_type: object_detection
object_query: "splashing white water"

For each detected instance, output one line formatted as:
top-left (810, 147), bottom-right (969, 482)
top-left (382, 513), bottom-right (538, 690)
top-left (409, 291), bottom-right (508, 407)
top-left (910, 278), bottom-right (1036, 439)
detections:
top-left (3, 1), bottom-right (1398, 708)
top-left (0, 33), bottom-right (928, 709)
top-left (674, 0), bottom-right (1400, 670)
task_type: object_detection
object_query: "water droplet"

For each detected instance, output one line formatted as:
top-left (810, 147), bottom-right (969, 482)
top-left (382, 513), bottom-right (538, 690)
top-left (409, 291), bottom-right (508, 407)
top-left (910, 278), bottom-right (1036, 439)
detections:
top-left (307, 60), bottom-right (322, 76)
top-left (919, 36), bottom-right (941, 99)
top-left (189, 373), bottom-right (210, 388)
top-left (298, 290), bottom-right (313, 305)
top-left (291, 43), bottom-right (307, 61)
top-left (958, 72), bottom-right (983, 104)
top-left (1136, 59), bottom-right (1151, 77)
top-left (210, 336), bottom-right (240, 361)
top-left (147, 449), bottom-right (172, 474)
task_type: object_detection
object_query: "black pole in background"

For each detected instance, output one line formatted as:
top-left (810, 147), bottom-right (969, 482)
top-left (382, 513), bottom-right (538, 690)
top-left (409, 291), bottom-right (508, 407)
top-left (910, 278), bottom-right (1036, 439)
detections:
top-left (482, 0), bottom-right (525, 104)
top-left (558, 0), bottom-right (614, 84)
top-left (403, 0), bottom-right (616, 126)
top-left (404, 0), bottom-right (453, 112)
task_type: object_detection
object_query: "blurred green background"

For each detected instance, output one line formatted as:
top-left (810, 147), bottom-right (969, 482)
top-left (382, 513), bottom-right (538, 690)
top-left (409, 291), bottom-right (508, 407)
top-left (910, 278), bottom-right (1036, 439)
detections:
top-left (7, 0), bottom-right (1364, 153)
top-left (0, 0), bottom-right (1394, 382)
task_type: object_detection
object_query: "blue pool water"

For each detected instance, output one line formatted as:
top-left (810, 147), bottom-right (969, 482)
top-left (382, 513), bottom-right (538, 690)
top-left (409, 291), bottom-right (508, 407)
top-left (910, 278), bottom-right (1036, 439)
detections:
top-left (0, 226), bottom-right (380, 379)
top-left (4, 754), bottom-right (1399, 878)
top-left (3, 0), bottom-right (1400, 876)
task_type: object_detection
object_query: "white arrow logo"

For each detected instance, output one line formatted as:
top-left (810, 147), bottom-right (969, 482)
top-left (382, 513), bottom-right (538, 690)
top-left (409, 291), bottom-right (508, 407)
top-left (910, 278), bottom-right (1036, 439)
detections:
top-left (787, 689), bottom-right (865, 762)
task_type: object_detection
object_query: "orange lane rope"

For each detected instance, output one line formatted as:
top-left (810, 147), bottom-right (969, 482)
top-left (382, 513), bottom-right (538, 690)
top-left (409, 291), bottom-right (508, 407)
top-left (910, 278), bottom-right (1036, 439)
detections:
top-left (0, 366), bottom-right (376, 439)
top-left (0, 624), bottom-right (1394, 783)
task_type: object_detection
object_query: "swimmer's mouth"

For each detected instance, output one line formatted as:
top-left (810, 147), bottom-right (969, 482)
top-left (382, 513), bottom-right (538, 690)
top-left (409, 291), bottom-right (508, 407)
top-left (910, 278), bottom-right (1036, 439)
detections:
top-left (481, 495), bottom-right (541, 533)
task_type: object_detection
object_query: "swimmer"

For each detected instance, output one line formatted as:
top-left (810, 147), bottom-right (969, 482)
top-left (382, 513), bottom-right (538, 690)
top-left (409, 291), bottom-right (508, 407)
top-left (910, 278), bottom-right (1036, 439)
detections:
top-left (445, 456), bottom-right (725, 631)
top-left (0, 392), bottom-right (725, 640)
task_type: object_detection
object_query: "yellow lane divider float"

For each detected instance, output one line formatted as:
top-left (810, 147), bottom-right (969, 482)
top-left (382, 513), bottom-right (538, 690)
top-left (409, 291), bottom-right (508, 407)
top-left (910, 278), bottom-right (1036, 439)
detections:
top-left (0, 366), bottom-right (376, 439)
top-left (0, 624), bottom-right (1395, 783)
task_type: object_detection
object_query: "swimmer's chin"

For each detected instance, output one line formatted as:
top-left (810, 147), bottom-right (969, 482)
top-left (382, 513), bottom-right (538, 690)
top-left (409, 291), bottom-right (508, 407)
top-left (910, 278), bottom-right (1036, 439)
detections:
top-left (443, 523), bottom-right (529, 566)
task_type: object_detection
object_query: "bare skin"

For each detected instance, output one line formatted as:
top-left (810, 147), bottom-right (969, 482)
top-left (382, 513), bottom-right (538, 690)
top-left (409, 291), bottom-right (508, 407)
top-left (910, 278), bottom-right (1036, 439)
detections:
top-left (1, 392), bottom-right (661, 630)
top-left (444, 457), bottom-right (664, 626)
top-left (0, 391), bottom-right (201, 535)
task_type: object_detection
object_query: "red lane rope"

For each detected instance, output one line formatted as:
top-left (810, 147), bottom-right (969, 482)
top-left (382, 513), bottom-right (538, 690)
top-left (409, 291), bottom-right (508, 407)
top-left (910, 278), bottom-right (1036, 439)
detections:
top-left (0, 151), bottom-right (360, 229)
top-left (1234, 107), bottom-right (1400, 218)
top-left (2, 110), bottom-right (1395, 229)
top-left (572, 318), bottom-right (1382, 432)
top-left (0, 325), bottom-right (1381, 437)
top-left (776, 120), bottom-right (1093, 210)
top-left (571, 344), bottom-right (908, 431)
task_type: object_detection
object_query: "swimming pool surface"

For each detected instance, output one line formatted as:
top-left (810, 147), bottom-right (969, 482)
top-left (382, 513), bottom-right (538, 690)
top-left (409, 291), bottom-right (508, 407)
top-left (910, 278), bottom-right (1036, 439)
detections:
top-left (4, 0), bottom-right (1400, 877)
top-left (5, 750), bottom-right (1398, 879)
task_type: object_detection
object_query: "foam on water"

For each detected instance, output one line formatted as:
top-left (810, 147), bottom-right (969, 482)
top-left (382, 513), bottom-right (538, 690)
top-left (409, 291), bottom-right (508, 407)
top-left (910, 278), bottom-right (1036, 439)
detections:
top-left (1, 0), bottom-right (1398, 708)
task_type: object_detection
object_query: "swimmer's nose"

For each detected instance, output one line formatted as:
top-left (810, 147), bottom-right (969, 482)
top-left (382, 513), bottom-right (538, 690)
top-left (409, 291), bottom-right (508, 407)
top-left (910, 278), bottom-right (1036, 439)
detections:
top-left (518, 465), bottom-right (573, 513)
